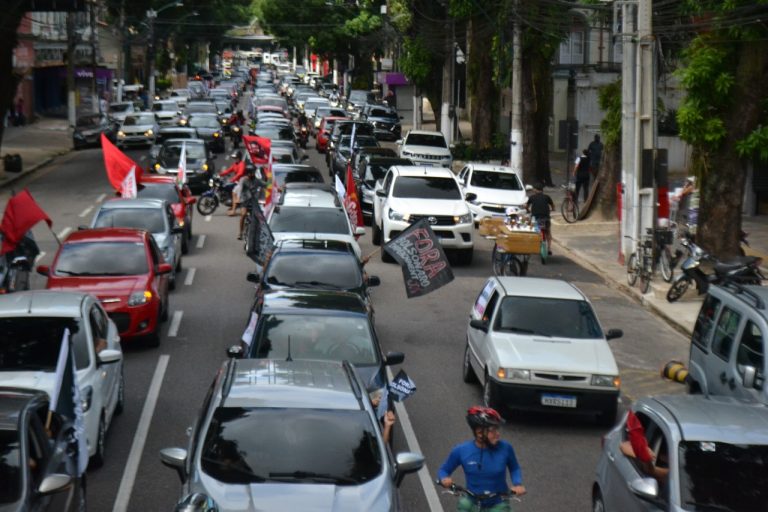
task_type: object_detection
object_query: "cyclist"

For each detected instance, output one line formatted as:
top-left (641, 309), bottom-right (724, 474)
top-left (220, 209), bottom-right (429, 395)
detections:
top-left (525, 183), bottom-right (554, 256)
top-left (438, 406), bottom-right (526, 511)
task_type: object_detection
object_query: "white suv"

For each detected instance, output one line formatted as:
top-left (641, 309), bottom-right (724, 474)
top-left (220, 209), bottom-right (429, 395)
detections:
top-left (397, 130), bottom-right (453, 168)
top-left (372, 165), bottom-right (474, 264)
top-left (457, 163), bottom-right (528, 222)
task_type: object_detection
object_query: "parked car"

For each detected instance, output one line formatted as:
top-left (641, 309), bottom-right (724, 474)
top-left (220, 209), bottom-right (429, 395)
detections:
top-left (0, 290), bottom-right (123, 467)
top-left (593, 394), bottom-right (768, 512)
top-left (356, 156), bottom-right (413, 222)
top-left (397, 130), bottom-right (453, 168)
top-left (186, 114), bottom-right (225, 153)
top-left (372, 165), bottom-right (474, 264)
top-left (464, 276), bottom-right (623, 423)
top-left (37, 228), bottom-right (172, 346)
top-left (359, 104), bottom-right (402, 141)
top-left (457, 163), bottom-right (528, 222)
top-left (160, 358), bottom-right (423, 512)
top-left (90, 198), bottom-right (183, 288)
top-left (72, 113), bottom-right (119, 149)
top-left (151, 138), bottom-right (216, 194)
top-left (0, 388), bottom-right (86, 511)
top-left (151, 99), bottom-right (182, 126)
top-left (138, 175), bottom-right (196, 253)
top-left (116, 112), bottom-right (160, 148)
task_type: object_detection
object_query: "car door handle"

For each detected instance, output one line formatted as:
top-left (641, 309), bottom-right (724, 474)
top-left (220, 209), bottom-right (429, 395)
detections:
top-left (606, 450), bottom-right (615, 462)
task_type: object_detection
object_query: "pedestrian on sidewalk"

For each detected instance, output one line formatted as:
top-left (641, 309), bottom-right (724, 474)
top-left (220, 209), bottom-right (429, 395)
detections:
top-left (573, 148), bottom-right (591, 204)
top-left (588, 134), bottom-right (603, 176)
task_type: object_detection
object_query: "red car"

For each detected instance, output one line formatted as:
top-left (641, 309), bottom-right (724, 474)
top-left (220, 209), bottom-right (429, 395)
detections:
top-left (315, 116), bottom-right (349, 153)
top-left (37, 228), bottom-right (172, 346)
top-left (138, 175), bottom-right (196, 253)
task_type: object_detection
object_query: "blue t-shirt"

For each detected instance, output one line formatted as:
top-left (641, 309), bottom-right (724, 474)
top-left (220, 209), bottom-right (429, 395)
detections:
top-left (437, 439), bottom-right (523, 497)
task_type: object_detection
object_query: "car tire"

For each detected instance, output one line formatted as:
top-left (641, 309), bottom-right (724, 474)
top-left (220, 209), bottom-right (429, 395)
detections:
top-left (371, 220), bottom-right (382, 246)
top-left (161, 297), bottom-right (169, 322)
top-left (456, 248), bottom-right (474, 266)
top-left (597, 402), bottom-right (618, 427)
top-left (115, 371), bottom-right (125, 415)
top-left (381, 247), bottom-right (394, 263)
top-left (462, 342), bottom-right (478, 383)
top-left (592, 488), bottom-right (606, 512)
top-left (483, 373), bottom-right (500, 410)
top-left (147, 326), bottom-right (161, 348)
top-left (169, 272), bottom-right (176, 291)
top-left (181, 234), bottom-right (189, 255)
top-left (89, 414), bottom-right (106, 469)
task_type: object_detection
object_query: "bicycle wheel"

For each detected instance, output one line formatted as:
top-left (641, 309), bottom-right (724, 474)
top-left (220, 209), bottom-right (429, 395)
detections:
top-left (540, 238), bottom-right (548, 264)
top-left (561, 196), bottom-right (579, 223)
top-left (666, 277), bottom-right (690, 303)
top-left (501, 256), bottom-right (522, 276)
top-left (626, 253), bottom-right (639, 286)
top-left (491, 244), bottom-right (505, 276)
top-left (659, 248), bottom-right (673, 282)
top-left (640, 271), bottom-right (651, 294)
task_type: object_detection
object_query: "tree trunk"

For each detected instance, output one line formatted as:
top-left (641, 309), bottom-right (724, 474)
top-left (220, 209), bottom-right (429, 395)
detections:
top-left (0, 8), bottom-right (24, 154)
top-left (521, 49), bottom-right (553, 187)
top-left (467, 16), bottom-right (495, 148)
top-left (594, 142), bottom-right (620, 219)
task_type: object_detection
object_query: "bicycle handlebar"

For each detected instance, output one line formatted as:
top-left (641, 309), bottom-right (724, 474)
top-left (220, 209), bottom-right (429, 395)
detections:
top-left (434, 480), bottom-right (516, 500)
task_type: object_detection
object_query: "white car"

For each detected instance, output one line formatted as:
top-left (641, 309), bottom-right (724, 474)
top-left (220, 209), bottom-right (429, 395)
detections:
top-left (397, 130), bottom-right (453, 168)
top-left (463, 277), bottom-right (623, 424)
top-left (457, 163), bottom-right (529, 222)
top-left (0, 290), bottom-right (123, 467)
top-left (117, 112), bottom-right (159, 148)
top-left (268, 203), bottom-right (365, 259)
top-left (372, 165), bottom-right (474, 264)
top-left (152, 99), bottom-right (181, 126)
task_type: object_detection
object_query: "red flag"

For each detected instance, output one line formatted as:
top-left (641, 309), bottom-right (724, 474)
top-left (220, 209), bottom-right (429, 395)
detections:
top-left (626, 410), bottom-right (652, 463)
top-left (0, 189), bottom-right (52, 254)
top-left (242, 135), bottom-right (271, 165)
top-left (101, 133), bottom-right (142, 192)
top-left (344, 161), bottom-right (363, 227)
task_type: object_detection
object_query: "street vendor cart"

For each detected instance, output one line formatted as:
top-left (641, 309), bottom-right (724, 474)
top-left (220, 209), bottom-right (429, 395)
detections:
top-left (479, 215), bottom-right (545, 276)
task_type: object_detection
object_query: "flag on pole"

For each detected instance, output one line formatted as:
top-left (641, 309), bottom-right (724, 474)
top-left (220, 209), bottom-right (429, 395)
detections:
top-left (176, 142), bottom-right (187, 185)
top-left (101, 133), bottom-right (142, 192)
top-left (50, 329), bottom-right (89, 475)
top-left (334, 174), bottom-right (346, 200)
top-left (246, 203), bottom-right (275, 266)
top-left (120, 166), bottom-right (138, 198)
top-left (344, 161), bottom-right (363, 227)
top-left (242, 134), bottom-right (271, 164)
top-left (0, 189), bottom-right (52, 254)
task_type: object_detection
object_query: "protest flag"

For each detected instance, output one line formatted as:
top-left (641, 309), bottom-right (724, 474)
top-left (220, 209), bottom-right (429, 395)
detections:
top-left (101, 133), bottom-right (142, 192)
top-left (120, 166), bottom-right (138, 198)
top-left (245, 203), bottom-right (275, 266)
top-left (388, 369), bottom-right (417, 402)
top-left (0, 189), bottom-right (52, 255)
top-left (344, 160), bottom-right (363, 227)
top-left (177, 142), bottom-right (187, 185)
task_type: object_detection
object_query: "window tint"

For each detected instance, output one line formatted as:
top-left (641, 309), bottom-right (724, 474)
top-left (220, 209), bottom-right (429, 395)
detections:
top-left (692, 295), bottom-right (721, 351)
top-left (737, 321), bottom-right (764, 390)
top-left (470, 171), bottom-right (523, 191)
top-left (201, 408), bottom-right (382, 485)
top-left (269, 207), bottom-right (350, 235)
top-left (54, 242), bottom-right (149, 276)
top-left (188, 116), bottom-right (220, 129)
top-left (0, 430), bottom-right (21, 504)
top-left (392, 176), bottom-right (461, 200)
top-left (94, 207), bottom-right (166, 234)
top-left (712, 307), bottom-right (741, 360)
top-left (160, 143), bottom-right (206, 161)
top-left (137, 183), bottom-right (179, 204)
top-left (405, 133), bottom-right (447, 147)
top-left (266, 253), bottom-right (361, 290)
top-left (494, 296), bottom-right (603, 339)
top-left (124, 114), bottom-right (155, 125)
top-left (0, 317), bottom-right (88, 370)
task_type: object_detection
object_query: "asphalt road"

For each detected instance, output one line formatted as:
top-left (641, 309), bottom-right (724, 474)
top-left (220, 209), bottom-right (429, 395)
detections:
top-left (12, 118), bottom-right (688, 512)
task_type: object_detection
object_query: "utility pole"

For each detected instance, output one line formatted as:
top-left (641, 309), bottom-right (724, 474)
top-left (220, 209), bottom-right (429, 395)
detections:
top-left (618, 0), bottom-right (637, 262)
top-left (146, 9), bottom-right (156, 108)
top-left (90, 0), bottom-right (98, 114)
top-left (117, 0), bottom-right (126, 102)
top-left (440, 20), bottom-right (453, 143)
top-left (636, 0), bottom-right (656, 248)
top-left (509, 0), bottom-right (522, 172)
top-left (66, 12), bottom-right (77, 127)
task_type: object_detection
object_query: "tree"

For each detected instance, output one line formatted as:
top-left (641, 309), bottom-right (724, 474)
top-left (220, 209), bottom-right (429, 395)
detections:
top-left (594, 79), bottom-right (621, 219)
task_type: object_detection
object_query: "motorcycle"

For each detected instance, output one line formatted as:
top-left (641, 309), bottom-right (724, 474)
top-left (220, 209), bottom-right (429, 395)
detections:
top-left (196, 176), bottom-right (233, 216)
top-left (298, 125), bottom-right (308, 149)
top-left (0, 233), bottom-right (36, 293)
top-left (666, 236), bottom-right (764, 302)
top-left (230, 124), bottom-right (242, 148)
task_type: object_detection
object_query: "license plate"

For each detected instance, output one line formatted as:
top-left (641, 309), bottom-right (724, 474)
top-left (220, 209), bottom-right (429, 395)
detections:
top-left (541, 394), bottom-right (577, 408)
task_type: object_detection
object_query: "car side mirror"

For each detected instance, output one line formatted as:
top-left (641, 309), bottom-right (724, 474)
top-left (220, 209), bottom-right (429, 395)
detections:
top-left (38, 474), bottom-right (73, 495)
top-left (157, 262), bottom-right (173, 274)
top-left (367, 275), bottom-right (381, 287)
top-left (355, 226), bottom-right (366, 237)
top-left (97, 349), bottom-right (122, 365)
top-left (469, 318), bottom-right (488, 332)
top-left (385, 351), bottom-right (404, 366)
top-left (78, 225), bottom-right (89, 231)
top-left (629, 477), bottom-right (659, 500)
top-left (227, 345), bottom-right (244, 359)
top-left (606, 328), bottom-right (623, 340)
top-left (36, 264), bottom-right (50, 276)
top-left (395, 139), bottom-right (403, 145)
top-left (375, 189), bottom-right (386, 197)
top-left (159, 447), bottom-right (188, 483)
top-left (246, 271), bottom-right (260, 283)
top-left (394, 452), bottom-right (424, 487)
top-left (743, 365), bottom-right (758, 389)
top-left (464, 192), bottom-right (477, 202)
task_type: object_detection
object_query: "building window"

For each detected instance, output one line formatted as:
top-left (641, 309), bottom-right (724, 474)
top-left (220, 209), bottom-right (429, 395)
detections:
top-left (560, 29), bottom-right (585, 65)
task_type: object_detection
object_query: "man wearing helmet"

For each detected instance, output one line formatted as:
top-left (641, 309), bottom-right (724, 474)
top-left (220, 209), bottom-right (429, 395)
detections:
top-left (438, 406), bottom-right (526, 510)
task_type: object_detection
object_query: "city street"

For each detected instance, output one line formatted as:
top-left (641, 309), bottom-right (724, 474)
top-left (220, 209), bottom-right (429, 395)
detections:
top-left (13, 135), bottom-right (688, 512)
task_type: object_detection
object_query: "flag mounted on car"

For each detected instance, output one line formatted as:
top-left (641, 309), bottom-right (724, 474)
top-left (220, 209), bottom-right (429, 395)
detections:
top-left (120, 166), bottom-right (138, 198)
top-left (245, 203), bottom-right (275, 266)
top-left (101, 133), bottom-right (142, 192)
top-left (0, 189), bottom-right (52, 255)
top-left (383, 218), bottom-right (454, 298)
top-left (344, 160), bottom-right (363, 228)
top-left (176, 142), bottom-right (187, 186)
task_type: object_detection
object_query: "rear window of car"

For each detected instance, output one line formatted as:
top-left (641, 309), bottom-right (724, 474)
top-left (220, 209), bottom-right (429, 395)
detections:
top-left (405, 133), bottom-right (447, 147)
top-left (160, 143), bottom-right (206, 161)
top-left (54, 242), bottom-right (149, 277)
top-left (188, 116), bottom-right (220, 129)
top-left (494, 296), bottom-right (603, 339)
top-left (270, 207), bottom-right (350, 235)
top-left (266, 253), bottom-right (361, 290)
top-left (93, 208), bottom-right (166, 234)
top-left (201, 408), bottom-right (382, 485)
top-left (138, 184), bottom-right (179, 204)
top-left (0, 430), bottom-right (20, 504)
top-left (392, 176), bottom-right (461, 200)
top-left (124, 114), bottom-right (155, 125)
top-left (0, 316), bottom-right (89, 371)
top-left (470, 171), bottom-right (523, 191)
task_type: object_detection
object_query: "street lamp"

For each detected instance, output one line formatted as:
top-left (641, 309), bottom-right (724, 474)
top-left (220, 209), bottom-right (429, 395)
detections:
top-left (146, 1), bottom-right (184, 105)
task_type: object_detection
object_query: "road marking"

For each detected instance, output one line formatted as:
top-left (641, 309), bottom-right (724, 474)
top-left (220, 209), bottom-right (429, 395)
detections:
top-left (57, 227), bottom-right (72, 240)
top-left (184, 268), bottom-right (196, 286)
top-left (196, 234), bottom-right (206, 249)
top-left (34, 251), bottom-right (46, 265)
top-left (78, 205), bottom-right (93, 218)
top-left (167, 311), bottom-right (183, 337)
top-left (112, 355), bottom-right (170, 512)
top-left (96, 193), bottom-right (107, 202)
top-left (205, 215), bottom-right (212, 222)
top-left (386, 367), bottom-right (443, 512)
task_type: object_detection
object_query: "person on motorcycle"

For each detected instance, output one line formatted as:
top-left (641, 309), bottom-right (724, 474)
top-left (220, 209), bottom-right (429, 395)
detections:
top-left (229, 109), bottom-right (245, 127)
top-left (219, 151), bottom-right (246, 216)
top-left (237, 165), bottom-right (267, 240)
top-left (297, 110), bottom-right (309, 129)
top-left (438, 406), bottom-right (525, 511)
top-left (525, 183), bottom-right (554, 256)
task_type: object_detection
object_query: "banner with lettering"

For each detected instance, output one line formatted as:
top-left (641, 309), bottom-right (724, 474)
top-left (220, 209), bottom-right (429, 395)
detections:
top-left (245, 203), bottom-right (275, 266)
top-left (383, 218), bottom-right (454, 298)
top-left (388, 369), bottom-right (416, 402)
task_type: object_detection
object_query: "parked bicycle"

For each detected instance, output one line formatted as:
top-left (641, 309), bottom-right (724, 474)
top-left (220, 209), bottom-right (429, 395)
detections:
top-left (560, 183), bottom-right (579, 223)
top-left (625, 229), bottom-right (655, 294)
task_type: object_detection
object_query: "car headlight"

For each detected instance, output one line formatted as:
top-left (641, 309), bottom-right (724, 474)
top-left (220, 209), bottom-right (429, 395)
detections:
top-left (388, 209), bottom-right (407, 222)
top-left (128, 290), bottom-right (152, 306)
top-left (591, 375), bottom-right (621, 388)
top-left (117, 130), bottom-right (126, 138)
top-left (154, 163), bottom-right (161, 171)
top-left (208, 178), bottom-right (214, 187)
top-left (81, 386), bottom-right (93, 412)
top-left (144, 129), bottom-right (154, 136)
top-left (179, 119), bottom-right (187, 125)
top-left (455, 213), bottom-right (473, 224)
top-left (497, 368), bottom-right (531, 380)
top-left (222, 118), bottom-right (228, 124)
top-left (202, 163), bottom-right (209, 171)
top-left (213, 132), bottom-right (220, 138)
top-left (232, 126), bottom-right (240, 133)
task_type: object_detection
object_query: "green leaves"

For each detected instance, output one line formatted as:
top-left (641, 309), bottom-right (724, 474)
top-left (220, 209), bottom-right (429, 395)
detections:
top-left (597, 79), bottom-right (621, 147)
top-left (399, 36), bottom-right (433, 88)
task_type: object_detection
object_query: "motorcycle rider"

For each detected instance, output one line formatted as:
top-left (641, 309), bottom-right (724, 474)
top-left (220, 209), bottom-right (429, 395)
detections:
top-left (219, 151), bottom-right (246, 216)
top-left (237, 165), bottom-right (266, 240)
top-left (228, 109), bottom-right (246, 147)
top-left (438, 407), bottom-right (525, 511)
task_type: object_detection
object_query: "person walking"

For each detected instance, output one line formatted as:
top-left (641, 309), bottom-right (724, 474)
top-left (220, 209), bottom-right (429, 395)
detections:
top-left (588, 134), bottom-right (603, 176)
top-left (573, 148), bottom-right (591, 204)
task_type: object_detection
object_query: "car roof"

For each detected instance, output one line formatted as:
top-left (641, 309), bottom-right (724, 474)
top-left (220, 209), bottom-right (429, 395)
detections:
top-left (467, 163), bottom-right (521, 174)
top-left (139, 176), bottom-right (180, 187)
top-left (391, 165), bottom-right (456, 178)
top-left (407, 129), bottom-right (446, 136)
top-left (159, 127), bottom-right (196, 133)
top-left (163, 138), bottom-right (205, 146)
top-left (100, 198), bottom-right (167, 210)
top-left (261, 289), bottom-right (367, 315)
top-left (644, 395), bottom-right (768, 445)
top-left (65, 227), bottom-right (148, 243)
top-left (222, 359), bottom-right (362, 410)
top-left (367, 156), bottom-right (412, 166)
top-left (274, 239), bottom-right (355, 255)
top-left (494, 277), bottom-right (586, 300)
top-left (711, 283), bottom-right (768, 313)
top-left (0, 290), bottom-right (87, 318)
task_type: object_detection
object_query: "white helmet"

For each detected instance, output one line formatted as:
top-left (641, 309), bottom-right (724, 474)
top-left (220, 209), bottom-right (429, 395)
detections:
top-left (686, 176), bottom-right (696, 185)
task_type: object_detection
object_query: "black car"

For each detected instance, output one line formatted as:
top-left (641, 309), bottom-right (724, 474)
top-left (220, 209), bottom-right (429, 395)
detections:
top-left (350, 147), bottom-right (398, 183)
top-left (150, 126), bottom-right (199, 159)
top-left (356, 156), bottom-right (414, 221)
top-left (151, 139), bottom-right (216, 193)
top-left (330, 134), bottom-right (379, 177)
top-left (359, 104), bottom-right (403, 141)
top-left (271, 164), bottom-right (324, 188)
top-left (230, 289), bottom-right (403, 394)
top-left (0, 388), bottom-right (85, 511)
top-left (72, 114), bottom-right (118, 149)
top-left (344, 89), bottom-right (376, 117)
top-left (186, 114), bottom-right (225, 153)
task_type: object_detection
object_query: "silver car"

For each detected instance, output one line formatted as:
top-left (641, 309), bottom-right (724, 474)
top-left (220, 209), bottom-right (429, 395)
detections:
top-left (160, 359), bottom-right (424, 512)
top-left (117, 112), bottom-right (160, 148)
top-left (593, 394), bottom-right (768, 512)
top-left (90, 198), bottom-right (183, 288)
top-left (152, 99), bottom-right (181, 126)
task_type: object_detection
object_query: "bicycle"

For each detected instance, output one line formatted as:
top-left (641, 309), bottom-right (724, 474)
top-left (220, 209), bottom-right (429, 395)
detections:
top-left (491, 243), bottom-right (526, 277)
top-left (437, 481), bottom-right (521, 511)
top-left (560, 183), bottom-right (579, 224)
top-left (625, 229), bottom-right (655, 294)
top-left (654, 226), bottom-right (676, 283)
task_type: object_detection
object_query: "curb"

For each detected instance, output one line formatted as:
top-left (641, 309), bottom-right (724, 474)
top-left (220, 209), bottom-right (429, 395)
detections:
top-left (0, 148), bottom-right (72, 190)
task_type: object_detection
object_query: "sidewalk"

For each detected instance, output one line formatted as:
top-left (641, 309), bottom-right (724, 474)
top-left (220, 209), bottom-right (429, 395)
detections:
top-left (0, 118), bottom-right (72, 187)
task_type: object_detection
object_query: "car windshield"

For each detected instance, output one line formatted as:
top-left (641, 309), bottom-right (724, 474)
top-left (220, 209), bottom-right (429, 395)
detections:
top-left (76, 115), bottom-right (102, 127)
top-left (109, 104), bottom-right (131, 113)
top-left (369, 109), bottom-right (398, 119)
top-left (188, 116), bottom-right (219, 129)
top-left (138, 184), bottom-right (178, 204)
top-left (0, 430), bottom-right (20, 504)
top-left (201, 408), bottom-right (381, 485)
top-left (282, 170), bottom-right (323, 186)
top-left (270, 207), bottom-right (350, 235)
top-left (253, 314), bottom-right (377, 365)
top-left (494, 296), bottom-right (603, 338)
top-left (349, 91), bottom-right (373, 102)
top-left (266, 253), bottom-right (361, 290)
top-left (160, 143), bottom-right (206, 161)
top-left (94, 208), bottom-right (166, 234)
top-left (340, 136), bottom-right (377, 151)
top-left (392, 176), bottom-right (461, 200)
top-left (123, 114), bottom-right (155, 126)
top-left (0, 317), bottom-right (89, 371)
top-left (187, 104), bottom-right (217, 114)
top-left (406, 133), bottom-right (447, 147)
top-left (214, 101), bottom-right (230, 113)
top-left (153, 102), bottom-right (178, 112)
top-left (255, 126), bottom-right (294, 141)
top-left (54, 241), bottom-right (149, 277)
top-left (470, 171), bottom-right (523, 191)
top-left (679, 441), bottom-right (768, 511)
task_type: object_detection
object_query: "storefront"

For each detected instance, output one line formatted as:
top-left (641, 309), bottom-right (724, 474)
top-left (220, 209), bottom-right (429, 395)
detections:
top-left (33, 66), bottom-right (113, 117)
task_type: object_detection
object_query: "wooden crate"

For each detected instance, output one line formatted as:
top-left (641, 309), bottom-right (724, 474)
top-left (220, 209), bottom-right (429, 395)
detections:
top-left (478, 217), bottom-right (506, 237)
top-left (496, 231), bottom-right (540, 254)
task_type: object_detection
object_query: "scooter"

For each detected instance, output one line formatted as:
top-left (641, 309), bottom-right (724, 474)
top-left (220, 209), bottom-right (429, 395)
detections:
top-left (666, 237), bottom-right (764, 302)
